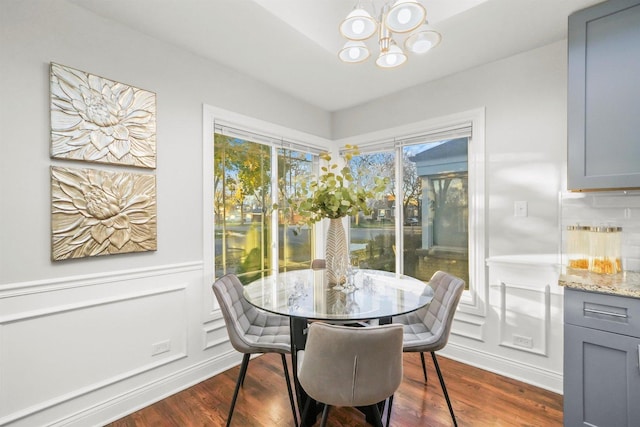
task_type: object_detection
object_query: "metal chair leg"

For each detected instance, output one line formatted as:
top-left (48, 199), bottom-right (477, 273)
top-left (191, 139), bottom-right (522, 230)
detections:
top-left (431, 352), bottom-right (457, 427)
top-left (227, 353), bottom-right (250, 427)
top-left (239, 356), bottom-right (250, 388)
top-left (385, 395), bottom-right (394, 427)
top-left (300, 393), bottom-right (312, 425)
top-left (420, 352), bottom-right (428, 382)
top-left (280, 354), bottom-right (299, 427)
top-left (320, 404), bottom-right (331, 427)
top-left (369, 403), bottom-right (384, 427)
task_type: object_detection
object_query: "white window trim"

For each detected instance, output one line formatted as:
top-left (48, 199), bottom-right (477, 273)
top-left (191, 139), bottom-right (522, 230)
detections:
top-left (204, 105), bottom-right (486, 318)
top-left (335, 108), bottom-right (486, 316)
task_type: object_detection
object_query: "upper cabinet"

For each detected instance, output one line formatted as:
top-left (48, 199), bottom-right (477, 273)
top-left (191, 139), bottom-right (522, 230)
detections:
top-left (567, 0), bottom-right (640, 191)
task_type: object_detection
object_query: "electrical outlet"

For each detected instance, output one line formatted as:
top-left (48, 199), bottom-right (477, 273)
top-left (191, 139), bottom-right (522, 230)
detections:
top-left (151, 340), bottom-right (171, 356)
top-left (513, 334), bottom-right (533, 348)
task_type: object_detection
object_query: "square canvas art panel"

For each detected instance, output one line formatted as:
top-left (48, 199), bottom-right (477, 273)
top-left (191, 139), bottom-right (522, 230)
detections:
top-left (50, 62), bottom-right (156, 168)
top-left (51, 166), bottom-right (157, 260)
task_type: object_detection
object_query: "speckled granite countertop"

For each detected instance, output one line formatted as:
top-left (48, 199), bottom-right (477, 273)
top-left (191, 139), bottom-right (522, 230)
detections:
top-left (559, 268), bottom-right (640, 299)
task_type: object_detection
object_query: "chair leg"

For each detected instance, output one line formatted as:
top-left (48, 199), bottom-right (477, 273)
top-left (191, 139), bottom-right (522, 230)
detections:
top-left (420, 352), bottom-right (428, 382)
top-left (385, 394), bottom-right (394, 427)
top-left (227, 353), bottom-right (250, 427)
top-left (368, 403), bottom-right (384, 427)
top-left (239, 356), bottom-right (250, 388)
top-left (320, 404), bottom-right (331, 427)
top-left (280, 354), bottom-right (299, 427)
top-left (300, 394), bottom-right (312, 425)
top-left (431, 352), bottom-right (457, 427)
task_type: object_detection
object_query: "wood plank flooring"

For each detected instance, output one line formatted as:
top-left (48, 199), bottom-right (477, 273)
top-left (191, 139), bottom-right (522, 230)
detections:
top-left (107, 352), bottom-right (563, 426)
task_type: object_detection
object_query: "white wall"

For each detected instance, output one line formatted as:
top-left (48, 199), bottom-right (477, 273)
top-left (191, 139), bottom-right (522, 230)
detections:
top-left (0, 1), bottom-right (329, 426)
top-left (333, 41), bottom-right (568, 392)
top-left (1, 0), bottom-right (572, 424)
top-left (333, 40), bottom-right (567, 257)
top-left (0, 0), bottom-right (331, 284)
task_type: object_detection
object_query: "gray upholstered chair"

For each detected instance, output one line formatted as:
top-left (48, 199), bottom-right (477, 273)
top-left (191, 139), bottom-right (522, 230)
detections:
top-left (212, 274), bottom-right (298, 427)
top-left (392, 270), bottom-right (465, 427)
top-left (297, 322), bottom-right (404, 427)
top-left (310, 258), bottom-right (326, 269)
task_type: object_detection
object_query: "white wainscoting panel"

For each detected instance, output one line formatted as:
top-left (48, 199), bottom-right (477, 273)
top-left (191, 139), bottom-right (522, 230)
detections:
top-left (0, 285), bottom-right (188, 425)
top-left (496, 282), bottom-right (551, 356)
top-left (457, 255), bottom-right (565, 393)
top-left (203, 312), bottom-right (230, 351)
top-left (0, 264), bottom-right (208, 427)
top-left (450, 312), bottom-right (485, 342)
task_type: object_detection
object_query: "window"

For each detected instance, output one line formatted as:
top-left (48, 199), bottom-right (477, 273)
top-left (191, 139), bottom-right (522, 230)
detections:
top-left (401, 139), bottom-right (469, 287)
top-left (344, 109), bottom-right (484, 313)
top-left (348, 151), bottom-right (396, 272)
top-left (205, 106), bottom-right (485, 314)
top-left (209, 114), bottom-right (324, 285)
top-left (348, 139), bottom-right (469, 287)
top-left (214, 133), bottom-right (273, 284)
top-left (277, 147), bottom-right (316, 271)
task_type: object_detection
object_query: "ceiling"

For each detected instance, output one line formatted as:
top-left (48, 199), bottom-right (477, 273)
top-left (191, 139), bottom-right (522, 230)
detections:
top-left (71, 0), bottom-right (603, 112)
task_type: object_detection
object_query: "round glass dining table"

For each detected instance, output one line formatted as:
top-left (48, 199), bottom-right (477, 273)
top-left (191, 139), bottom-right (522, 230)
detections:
top-left (243, 268), bottom-right (433, 427)
top-left (243, 268), bottom-right (433, 322)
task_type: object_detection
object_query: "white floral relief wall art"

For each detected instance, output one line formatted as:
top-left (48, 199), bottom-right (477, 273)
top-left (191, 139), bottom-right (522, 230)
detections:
top-left (51, 166), bottom-right (157, 260)
top-left (50, 63), bottom-right (156, 168)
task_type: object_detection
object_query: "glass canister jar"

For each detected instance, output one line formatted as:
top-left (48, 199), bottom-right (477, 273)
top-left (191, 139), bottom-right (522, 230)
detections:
top-left (610, 226), bottom-right (622, 273)
top-left (567, 225), bottom-right (590, 269)
top-left (589, 226), bottom-right (622, 274)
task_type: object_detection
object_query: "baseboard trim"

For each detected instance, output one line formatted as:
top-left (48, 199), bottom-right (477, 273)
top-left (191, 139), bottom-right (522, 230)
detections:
top-left (49, 350), bottom-right (242, 427)
top-left (438, 342), bottom-right (563, 394)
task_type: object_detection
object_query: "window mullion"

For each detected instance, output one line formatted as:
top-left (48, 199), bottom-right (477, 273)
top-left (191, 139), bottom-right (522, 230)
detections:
top-left (271, 144), bottom-right (279, 274)
top-left (395, 145), bottom-right (404, 274)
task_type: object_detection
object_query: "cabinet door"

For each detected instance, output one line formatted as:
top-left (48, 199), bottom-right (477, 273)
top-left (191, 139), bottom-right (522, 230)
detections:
top-left (567, 0), bottom-right (640, 190)
top-left (564, 324), bottom-right (640, 427)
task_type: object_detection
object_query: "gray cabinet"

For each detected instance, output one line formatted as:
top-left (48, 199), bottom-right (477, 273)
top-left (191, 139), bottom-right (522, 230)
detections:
top-left (567, 0), bottom-right (640, 190)
top-left (564, 288), bottom-right (640, 427)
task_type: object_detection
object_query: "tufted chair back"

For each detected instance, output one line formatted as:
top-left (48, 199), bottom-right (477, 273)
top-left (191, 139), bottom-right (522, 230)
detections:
top-left (212, 274), bottom-right (290, 355)
top-left (298, 322), bottom-right (403, 408)
top-left (401, 270), bottom-right (465, 352)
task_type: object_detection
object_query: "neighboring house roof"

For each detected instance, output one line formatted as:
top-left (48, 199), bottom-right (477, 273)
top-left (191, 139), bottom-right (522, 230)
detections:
top-left (410, 138), bottom-right (468, 176)
top-left (409, 138), bottom-right (468, 161)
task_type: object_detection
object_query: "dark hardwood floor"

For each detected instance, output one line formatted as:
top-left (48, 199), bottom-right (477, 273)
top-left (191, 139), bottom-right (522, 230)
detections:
top-left (107, 352), bottom-right (563, 426)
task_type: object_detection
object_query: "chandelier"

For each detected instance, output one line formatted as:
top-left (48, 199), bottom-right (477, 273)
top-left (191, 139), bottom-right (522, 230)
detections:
top-left (338, 0), bottom-right (441, 68)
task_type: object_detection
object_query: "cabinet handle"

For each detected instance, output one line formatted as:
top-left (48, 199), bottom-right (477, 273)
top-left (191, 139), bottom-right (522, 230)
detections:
top-left (638, 345), bottom-right (640, 373)
top-left (583, 307), bottom-right (628, 318)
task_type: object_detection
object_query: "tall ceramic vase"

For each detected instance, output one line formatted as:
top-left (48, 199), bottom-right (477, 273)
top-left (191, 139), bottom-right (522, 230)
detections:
top-left (326, 218), bottom-right (348, 285)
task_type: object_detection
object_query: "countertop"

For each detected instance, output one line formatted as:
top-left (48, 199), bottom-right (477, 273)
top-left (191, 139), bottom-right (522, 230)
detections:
top-left (559, 268), bottom-right (640, 299)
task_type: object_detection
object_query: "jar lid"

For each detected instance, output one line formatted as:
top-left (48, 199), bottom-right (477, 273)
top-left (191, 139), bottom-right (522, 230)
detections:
top-left (590, 226), bottom-right (621, 233)
top-left (567, 225), bottom-right (590, 231)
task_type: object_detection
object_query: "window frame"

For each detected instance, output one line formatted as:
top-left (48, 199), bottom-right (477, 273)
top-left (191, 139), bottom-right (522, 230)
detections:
top-left (337, 108), bottom-right (486, 316)
top-left (204, 105), bottom-right (486, 317)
